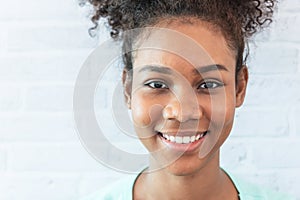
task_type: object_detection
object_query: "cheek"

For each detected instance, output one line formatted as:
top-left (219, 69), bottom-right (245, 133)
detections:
top-left (223, 89), bottom-right (236, 124)
top-left (198, 90), bottom-right (236, 158)
top-left (204, 88), bottom-right (236, 133)
top-left (131, 97), bottom-right (151, 127)
top-left (131, 92), bottom-right (164, 129)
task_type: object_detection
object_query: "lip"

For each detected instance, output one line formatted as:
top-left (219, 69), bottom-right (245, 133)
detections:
top-left (157, 131), bottom-right (207, 153)
top-left (158, 130), bottom-right (207, 137)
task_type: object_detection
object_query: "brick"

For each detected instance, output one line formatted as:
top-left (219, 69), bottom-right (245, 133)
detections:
top-left (290, 107), bottom-right (300, 136)
top-left (250, 28), bottom-right (272, 43)
top-left (280, 0), bottom-right (300, 12)
top-left (0, 146), bottom-right (7, 171)
top-left (218, 168), bottom-right (299, 197)
top-left (247, 43), bottom-right (298, 74)
top-left (271, 14), bottom-right (300, 42)
top-left (0, 30), bottom-right (8, 55)
top-left (0, 172), bottom-right (80, 200)
top-left (243, 74), bottom-right (300, 107)
top-left (232, 170), bottom-right (299, 197)
top-left (220, 140), bottom-right (249, 169)
top-left (0, 0), bottom-right (85, 21)
top-left (94, 74), bottom-right (124, 111)
top-left (0, 85), bottom-right (23, 111)
top-left (8, 143), bottom-right (107, 172)
top-left (274, 170), bottom-right (300, 198)
top-left (77, 139), bottom-right (147, 172)
top-left (0, 53), bottom-right (87, 83)
top-left (7, 24), bottom-right (97, 52)
top-left (0, 114), bottom-right (77, 142)
top-left (221, 169), bottom-right (299, 198)
top-left (231, 108), bottom-right (289, 137)
top-left (94, 106), bottom-right (139, 143)
top-left (78, 173), bottom-right (129, 196)
top-left (230, 171), bottom-right (279, 191)
top-left (24, 85), bottom-right (74, 112)
top-left (252, 140), bottom-right (300, 168)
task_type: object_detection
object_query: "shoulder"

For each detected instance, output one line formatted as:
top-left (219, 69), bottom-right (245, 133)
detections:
top-left (79, 175), bottom-right (137, 200)
top-left (226, 170), bottom-right (295, 200)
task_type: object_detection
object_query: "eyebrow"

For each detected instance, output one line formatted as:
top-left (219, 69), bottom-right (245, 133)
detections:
top-left (193, 64), bottom-right (229, 74)
top-left (138, 65), bottom-right (173, 74)
top-left (137, 64), bottom-right (228, 75)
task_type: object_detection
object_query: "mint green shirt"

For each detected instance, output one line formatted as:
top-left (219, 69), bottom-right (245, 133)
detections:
top-left (81, 170), bottom-right (295, 200)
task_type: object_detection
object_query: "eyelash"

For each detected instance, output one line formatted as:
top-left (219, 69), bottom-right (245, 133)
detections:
top-left (198, 80), bottom-right (224, 89)
top-left (145, 81), bottom-right (168, 89)
top-left (145, 80), bottom-right (224, 90)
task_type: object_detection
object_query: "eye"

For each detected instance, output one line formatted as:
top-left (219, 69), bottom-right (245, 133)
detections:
top-left (145, 81), bottom-right (168, 89)
top-left (198, 80), bottom-right (223, 89)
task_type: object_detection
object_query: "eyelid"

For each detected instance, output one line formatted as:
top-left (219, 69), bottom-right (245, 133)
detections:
top-left (144, 80), bottom-right (169, 89)
top-left (198, 79), bottom-right (224, 89)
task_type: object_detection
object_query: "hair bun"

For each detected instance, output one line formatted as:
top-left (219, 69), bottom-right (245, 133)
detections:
top-left (86, 0), bottom-right (276, 39)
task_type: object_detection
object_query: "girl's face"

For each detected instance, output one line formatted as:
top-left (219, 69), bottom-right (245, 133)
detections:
top-left (123, 20), bottom-right (248, 175)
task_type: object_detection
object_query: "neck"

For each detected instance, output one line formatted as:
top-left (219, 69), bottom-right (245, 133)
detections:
top-left (135, 151), bottom-right (233, 200)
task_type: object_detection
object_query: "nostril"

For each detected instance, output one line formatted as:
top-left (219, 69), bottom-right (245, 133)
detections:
top-left (162, 104), bottom-right (178, 120)
top-left (163, 100), bottom-right (202, 122)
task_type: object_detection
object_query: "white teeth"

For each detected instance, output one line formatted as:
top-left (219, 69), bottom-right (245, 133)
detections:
top-left (161, 132), bottom-right (207, 144)
top-left (170, 136), bottom-right (175, 142)
top-left (182, 136), bottom-right (190, 144)
top-left (191, 135), bottom-right (196, 143)
top-left (163, 134), bottom-right (170, 140)
top-left (175, 136), bottom-right (183, 143)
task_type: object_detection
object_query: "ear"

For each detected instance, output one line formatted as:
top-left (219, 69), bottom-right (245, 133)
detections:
top-left (235, 65), bottom-right (249, 108)
top-left (122, 69), bottom-right (132, 109)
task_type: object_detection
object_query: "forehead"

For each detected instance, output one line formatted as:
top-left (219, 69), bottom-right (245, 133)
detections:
top-left (132, 20), bottom-right (236, 73)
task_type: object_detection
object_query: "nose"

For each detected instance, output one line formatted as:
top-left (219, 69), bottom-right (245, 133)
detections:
top-left (162, 94), bottom-right (202, 122)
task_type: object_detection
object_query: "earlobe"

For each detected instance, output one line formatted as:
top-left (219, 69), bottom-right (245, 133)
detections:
top-left (235, 65), bottom-right (249, 108)
top-left (122, 69), bottom-right (132, 109)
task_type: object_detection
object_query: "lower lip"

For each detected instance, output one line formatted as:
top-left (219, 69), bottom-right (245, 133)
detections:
top-left (158, 133), bottom-right (206, 153)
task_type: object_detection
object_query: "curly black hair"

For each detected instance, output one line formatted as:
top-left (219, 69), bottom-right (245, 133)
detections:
top-left (84, 0), bottom-right (277, 78)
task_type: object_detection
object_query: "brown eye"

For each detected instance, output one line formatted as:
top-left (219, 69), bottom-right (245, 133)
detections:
top-left (145, 81), bottom-right (168, 89)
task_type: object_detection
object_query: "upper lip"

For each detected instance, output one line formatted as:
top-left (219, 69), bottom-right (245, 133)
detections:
top-left (157, 130), bottom-right (207, 137)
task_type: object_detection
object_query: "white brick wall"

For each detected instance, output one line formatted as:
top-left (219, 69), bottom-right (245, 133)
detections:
top-left (0, 0), bottom-right (299, 199)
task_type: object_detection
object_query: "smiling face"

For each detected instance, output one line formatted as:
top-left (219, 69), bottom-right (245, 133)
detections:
top-left (123, 19), bottom-right (248, 175)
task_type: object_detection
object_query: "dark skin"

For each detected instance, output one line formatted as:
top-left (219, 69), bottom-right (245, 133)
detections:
top-left (122, 19), bottom-right (248, 200)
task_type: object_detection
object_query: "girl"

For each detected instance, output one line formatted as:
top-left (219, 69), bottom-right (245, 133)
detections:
top-left (81, 0), bottom-right (294, 199)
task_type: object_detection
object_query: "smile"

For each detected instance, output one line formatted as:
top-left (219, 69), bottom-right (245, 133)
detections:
top-left (158, 131), bottom-right (208, 144)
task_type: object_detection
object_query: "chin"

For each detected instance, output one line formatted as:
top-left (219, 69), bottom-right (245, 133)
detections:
top-left (160, 147), bottom-right (220, 177)
top-left (162, 154), bottom-right (206, 176)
